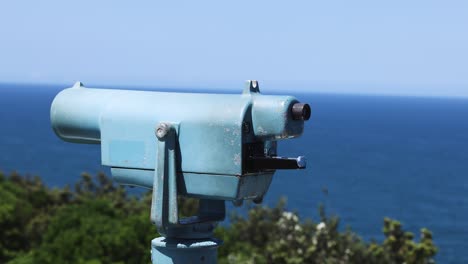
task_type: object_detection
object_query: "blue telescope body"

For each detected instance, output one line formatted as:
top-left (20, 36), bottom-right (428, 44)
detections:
top-left (51, 81), bottom-right (309, 202)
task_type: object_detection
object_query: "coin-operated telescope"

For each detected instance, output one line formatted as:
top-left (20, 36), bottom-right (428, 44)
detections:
top-left (51, 80), bottom-right (310, 264)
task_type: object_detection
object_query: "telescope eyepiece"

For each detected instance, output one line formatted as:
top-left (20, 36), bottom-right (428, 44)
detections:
top-left (292, 103), bottom-right (311, 121)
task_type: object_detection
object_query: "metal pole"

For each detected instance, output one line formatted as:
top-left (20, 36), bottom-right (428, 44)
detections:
top-left (151, 237), bottom-right (221, 264)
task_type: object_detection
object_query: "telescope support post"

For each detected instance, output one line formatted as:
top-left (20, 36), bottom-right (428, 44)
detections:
top-left (151, 237), bottom-right (221, 264)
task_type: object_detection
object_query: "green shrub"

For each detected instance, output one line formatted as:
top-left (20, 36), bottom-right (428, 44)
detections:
top-left (0, 172), bottom-right (437, 264)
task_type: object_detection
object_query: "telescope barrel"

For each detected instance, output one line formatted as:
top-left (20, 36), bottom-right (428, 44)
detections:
top-left (51, 83), bottom-right (308, 145)
top-left (50, 83), bottom-right (107, 143)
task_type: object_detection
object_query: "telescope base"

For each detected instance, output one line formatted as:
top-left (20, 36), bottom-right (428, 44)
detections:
top-left (151, 237), bottom-right (221, 264)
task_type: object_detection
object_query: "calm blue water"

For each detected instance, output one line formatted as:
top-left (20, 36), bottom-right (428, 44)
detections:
top-left (1, 83), bottom-right (467, 263)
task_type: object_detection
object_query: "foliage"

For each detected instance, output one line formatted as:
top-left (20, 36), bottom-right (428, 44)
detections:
top-left (0, 171), bottom-right (437, 263)
top-left (216, 201), bottom-right (436, 264)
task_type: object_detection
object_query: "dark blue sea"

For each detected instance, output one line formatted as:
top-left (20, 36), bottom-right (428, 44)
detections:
top-left (1, 83), bottom-right (467, 263)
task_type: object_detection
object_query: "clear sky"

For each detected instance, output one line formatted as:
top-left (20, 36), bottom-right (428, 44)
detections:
top-left (0, 0), bottom-right (467, 97)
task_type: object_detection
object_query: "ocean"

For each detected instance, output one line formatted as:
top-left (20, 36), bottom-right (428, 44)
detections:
top-left (1, 83), bottom-right (467, 263)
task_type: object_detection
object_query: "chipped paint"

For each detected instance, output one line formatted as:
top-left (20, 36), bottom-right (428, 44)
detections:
top-left (233, 153), bottom-right (241, 166)
top-left (231, 128), bottom-right (241, 136)
top-left (257, 126), bottom-right (267, 135)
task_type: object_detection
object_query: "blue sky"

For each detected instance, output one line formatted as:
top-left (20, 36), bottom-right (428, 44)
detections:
top-left (0, 0), bottom-right (467, 97)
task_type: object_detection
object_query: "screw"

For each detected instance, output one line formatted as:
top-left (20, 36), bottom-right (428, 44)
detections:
top-left (156, 123), bottom-right (171, 139)
top-left (296, 156), bottom-right (307, 168)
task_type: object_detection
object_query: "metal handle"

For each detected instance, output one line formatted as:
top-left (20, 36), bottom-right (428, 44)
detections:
top-left (247, 156), bottom-right (307, 171)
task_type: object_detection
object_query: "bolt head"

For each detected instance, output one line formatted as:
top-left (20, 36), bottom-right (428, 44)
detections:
top-left (156, 123), bottom-right (171, 139)
top-left (296, 156), bottom-right (307, 168)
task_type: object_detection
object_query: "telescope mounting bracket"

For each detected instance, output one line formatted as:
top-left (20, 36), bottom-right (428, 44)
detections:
top-left (150, 122), bottom-right (225, 239)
